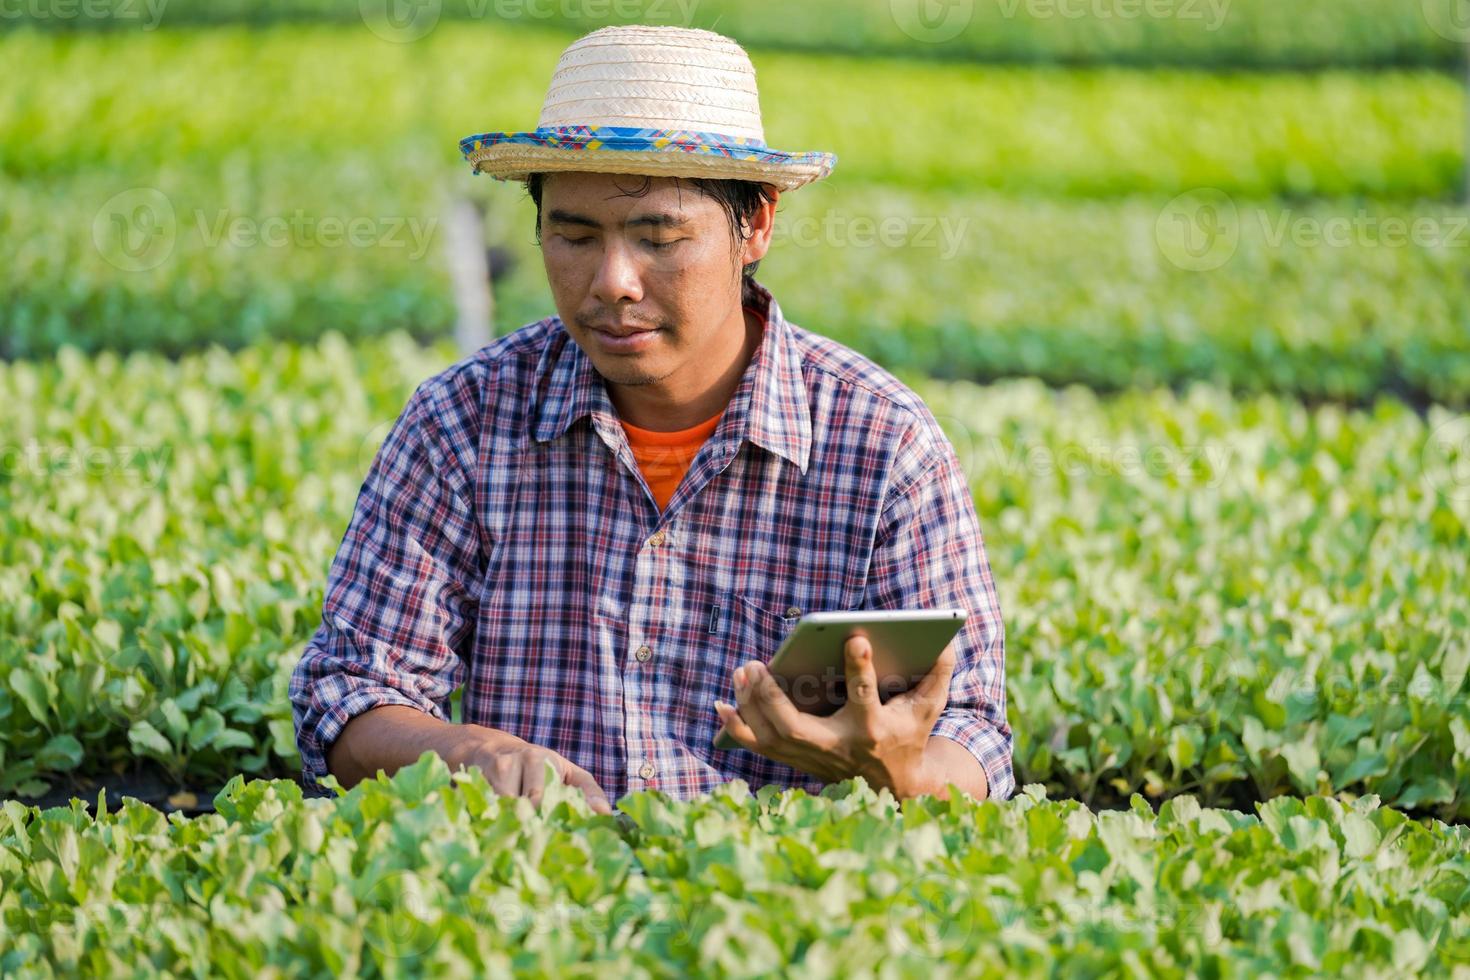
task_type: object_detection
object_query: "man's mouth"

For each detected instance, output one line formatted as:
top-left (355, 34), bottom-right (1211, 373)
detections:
top-left (588, 324), bottom-right (663, 353)
top-left (590, 324), bottom-right (659, 338)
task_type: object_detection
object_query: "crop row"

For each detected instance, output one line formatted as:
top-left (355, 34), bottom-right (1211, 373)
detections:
top-left (515, 188), bottom-right (1470, 408)
top-left (2, 0), bottom-right (1463, 70)
top-left (2, 335), bottom-right (1466, 816)
top-left (2, 757), bottom-right (1468, 976)
top-left (9, 167), bottom-right (1470, 407)
top-left (1, 27), bottom-right (1458, 198)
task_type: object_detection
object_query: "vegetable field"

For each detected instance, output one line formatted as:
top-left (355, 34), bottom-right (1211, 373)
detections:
top-left (4, 756), bottom-right (1469, 977)
top-left (2, 1), bottom-right (1469, 976)
top-left (3, 335), bottom-right (1468, 816)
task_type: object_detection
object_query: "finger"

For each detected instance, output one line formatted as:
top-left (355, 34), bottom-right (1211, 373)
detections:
top-left (746, 661), bottom-right (810, 741)
top-left (558, 760), bottom-right (615, 815)
top-left (714, 700), bottom-right (760, 750)
top-left (734, 662), bottom-right (779, 745)
top-left (841, 634), bottom-right (882, 717)
top-left (520, 753), bottom-right (551, 806)
top-left (486, 752), bottom-right (521, 799)
top-left (892, 640), bottom-right (958, 719)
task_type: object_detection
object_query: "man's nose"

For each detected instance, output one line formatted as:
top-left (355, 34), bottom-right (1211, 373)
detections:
top-left (589, 238), bottom-right (644, 306)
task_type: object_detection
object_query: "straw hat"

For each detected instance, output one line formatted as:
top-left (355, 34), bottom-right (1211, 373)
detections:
top-left (458, 26), bottom-right (837, 192)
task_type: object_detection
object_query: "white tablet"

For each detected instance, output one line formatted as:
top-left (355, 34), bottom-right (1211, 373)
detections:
top-left (712, 608), bottom-right (968, 750)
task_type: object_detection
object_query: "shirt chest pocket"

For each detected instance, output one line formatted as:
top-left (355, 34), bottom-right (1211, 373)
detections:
top-left (723, 590), bottom-right (803, 661)
top-left (713, 590), bottom-right (861, 716)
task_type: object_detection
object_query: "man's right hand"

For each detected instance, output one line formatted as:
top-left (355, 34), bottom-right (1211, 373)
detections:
top-left (453, 731), bottom-right (614, 815)
top-left (326, 706), bottom-right (614, 815)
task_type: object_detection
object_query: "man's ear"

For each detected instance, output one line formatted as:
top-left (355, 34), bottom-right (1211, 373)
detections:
top-left (741, 186), bottom-right (780, 267)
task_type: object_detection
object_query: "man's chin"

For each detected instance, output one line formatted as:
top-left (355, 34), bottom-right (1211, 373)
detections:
top-left (589, 356), bottom-right (669, 388)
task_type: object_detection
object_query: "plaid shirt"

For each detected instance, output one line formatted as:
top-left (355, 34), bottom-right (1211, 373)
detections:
top-left (289, 278), bottom-right (1013, 803)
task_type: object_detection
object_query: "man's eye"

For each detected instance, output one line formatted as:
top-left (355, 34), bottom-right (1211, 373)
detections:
top-left (560, 235), bottom-right (594, 247)
top-left (644, 239), bottom-right (679, 251)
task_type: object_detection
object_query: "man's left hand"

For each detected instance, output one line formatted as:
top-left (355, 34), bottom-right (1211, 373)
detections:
top-left (713, 634), bottom-right (955, 799)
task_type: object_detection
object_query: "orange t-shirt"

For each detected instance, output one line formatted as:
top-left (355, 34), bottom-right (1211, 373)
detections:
top-left (620, 408), bottom-right (724, 512)
top-left (619, 304), bottom-right (763, 511)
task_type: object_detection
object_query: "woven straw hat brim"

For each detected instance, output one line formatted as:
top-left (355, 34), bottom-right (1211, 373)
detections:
top-left (463, 138), bottom-right (835, 192)
top-left (458, 26), bottom-right (836, 192)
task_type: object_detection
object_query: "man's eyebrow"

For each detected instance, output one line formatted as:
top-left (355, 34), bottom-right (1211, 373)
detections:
top-left (545, 209), bottom-right (691, 230)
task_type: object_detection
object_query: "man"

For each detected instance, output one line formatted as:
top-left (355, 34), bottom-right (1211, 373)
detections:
top-left (289, 25), bottom-right (1012, 813)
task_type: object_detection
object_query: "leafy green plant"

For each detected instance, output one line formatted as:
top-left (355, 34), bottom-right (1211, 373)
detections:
top-left (922, 377), bottom-right (1470, 817)
top-left (0, 333), bottom-right (449, 794)
top-left (2, 335), bottom-right (1467, 817)
top-left (1, 754), bottom-right (1467, 976)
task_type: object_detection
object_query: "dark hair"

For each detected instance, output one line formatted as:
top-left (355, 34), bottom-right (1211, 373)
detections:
top-left (525, 172), bottom-right (778, 280)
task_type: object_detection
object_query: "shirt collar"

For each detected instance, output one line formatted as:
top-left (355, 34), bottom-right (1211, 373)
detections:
top-left (531, 277), bottom-right (812, 475)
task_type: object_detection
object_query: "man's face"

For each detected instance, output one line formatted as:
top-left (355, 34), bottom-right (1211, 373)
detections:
top-left (538, 172), bottom-right (773, 390)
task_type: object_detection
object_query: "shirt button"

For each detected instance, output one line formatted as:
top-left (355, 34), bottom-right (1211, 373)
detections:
top-left (785, 606), bottom-right (802, 618)
top-left (638, 761), bottom-right (656, 780)
top-left (647, 530), bottom-right (667, 548)
top-left (635, 644), bottom-right (653, 663)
